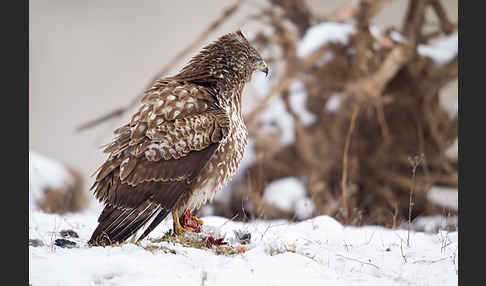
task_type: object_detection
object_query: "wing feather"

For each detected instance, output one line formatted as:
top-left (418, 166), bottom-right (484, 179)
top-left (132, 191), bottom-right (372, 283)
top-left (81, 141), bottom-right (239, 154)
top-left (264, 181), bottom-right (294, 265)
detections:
top-left (89, 80), bottom-right (229, 245)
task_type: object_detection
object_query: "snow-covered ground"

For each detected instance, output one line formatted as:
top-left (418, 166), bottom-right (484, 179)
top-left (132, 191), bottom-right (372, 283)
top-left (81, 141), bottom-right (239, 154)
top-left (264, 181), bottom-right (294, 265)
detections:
top-left (29, 150), bottom-right (76, 212)
top-left (29, 203), bottom-right (458, 286)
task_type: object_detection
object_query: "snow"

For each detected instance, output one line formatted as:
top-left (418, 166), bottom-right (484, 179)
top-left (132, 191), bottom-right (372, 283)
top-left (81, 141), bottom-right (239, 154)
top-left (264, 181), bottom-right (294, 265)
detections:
top-left (390, 31), bottom-right (408, 44)
top-left (316, 52), bottom-right (334, 67)
top-left (296, 20), bottom-right (457, 68)
top-left (30, 206), bottom-right (458, 286)
top-left (445, 138), bottom-right (458, 160)
top-left (251, 80), bottom-right (318, 147)
top-left (326, 92), bottom-right (344, 112)
top-left (251, 79), bottom-right (319, 147)
top-left (29, 150), bottom-right (75, 212)
top-left (256, 95), bottom-right (295, 146)
top-left (288, 80), bottom-right (317, 126)
top-left (411, 216), bottom-right (458, 234)
top-left (369, 25), bottom-right (382, 39)
top-left (417, 32), bottom-right (458, 67)
top-left (297, 22), bottom-right (355, 57)
top-left (246, 21), bottom-right (359, 147)
top-left (263, 177), bottom-right (314, 219)
top-left (427, 186), bottom-right (458, 210)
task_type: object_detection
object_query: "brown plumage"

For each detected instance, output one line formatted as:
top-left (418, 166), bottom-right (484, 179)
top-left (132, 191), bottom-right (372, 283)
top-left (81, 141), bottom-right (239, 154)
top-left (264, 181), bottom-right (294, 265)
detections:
top-left (89, 31), bottom-right (268, 245)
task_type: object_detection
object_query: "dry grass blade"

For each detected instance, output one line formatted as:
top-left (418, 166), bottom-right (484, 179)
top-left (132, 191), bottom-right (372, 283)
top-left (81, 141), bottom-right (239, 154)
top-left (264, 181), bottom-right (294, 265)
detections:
top-left (341, 105), bottom-right (360, 224)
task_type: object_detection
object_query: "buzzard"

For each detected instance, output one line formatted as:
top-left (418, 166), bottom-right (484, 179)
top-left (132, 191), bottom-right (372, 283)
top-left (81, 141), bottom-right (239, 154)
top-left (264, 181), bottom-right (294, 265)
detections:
top-left (88, 31), bottom-right (268, 245)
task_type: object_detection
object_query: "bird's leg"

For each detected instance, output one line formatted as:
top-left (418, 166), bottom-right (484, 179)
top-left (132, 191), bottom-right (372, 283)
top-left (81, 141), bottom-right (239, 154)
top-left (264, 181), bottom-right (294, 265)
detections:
top-left (172, 209), bottom-right (195, 235)
top-left (172, 209), bottom-right (185, 235)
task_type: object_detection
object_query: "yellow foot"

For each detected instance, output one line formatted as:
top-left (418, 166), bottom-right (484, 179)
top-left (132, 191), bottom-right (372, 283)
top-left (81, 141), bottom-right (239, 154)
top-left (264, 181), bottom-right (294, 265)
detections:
top-left (174, 225), bottom-right (185, 236)
top-left (173, 225), bottom-right (197, 235)
top-left (192, 216), bottom-right (204, 225)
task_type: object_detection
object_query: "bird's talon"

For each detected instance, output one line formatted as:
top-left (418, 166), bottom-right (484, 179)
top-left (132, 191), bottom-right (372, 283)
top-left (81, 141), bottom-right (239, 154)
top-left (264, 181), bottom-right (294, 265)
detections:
top-left (192, 216), bottom-right (204, 225)
top-left (174, 226), bottom-right (185, 236)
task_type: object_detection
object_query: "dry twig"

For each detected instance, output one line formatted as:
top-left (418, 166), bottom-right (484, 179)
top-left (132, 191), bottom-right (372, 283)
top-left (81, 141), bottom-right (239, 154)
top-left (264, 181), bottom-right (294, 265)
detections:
top-left (341, 105), bottom-right (360, 224)
top-left (77, 0), bottom-right (245, 132)
top-left (245, 44), bottom-right (333, 123)
top-left (429, 0), bottom-right (457, 35)
top-left (407, 154), bottom-right (424, 247)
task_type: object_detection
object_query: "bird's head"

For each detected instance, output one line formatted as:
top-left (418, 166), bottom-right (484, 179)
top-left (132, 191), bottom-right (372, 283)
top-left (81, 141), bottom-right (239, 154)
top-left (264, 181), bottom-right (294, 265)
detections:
top-left (221, 30), bottom-right (269, 80)
top-left (178, 30), bottom-right (269, 87)
top-left (231, 30), bottom-right (269, 78)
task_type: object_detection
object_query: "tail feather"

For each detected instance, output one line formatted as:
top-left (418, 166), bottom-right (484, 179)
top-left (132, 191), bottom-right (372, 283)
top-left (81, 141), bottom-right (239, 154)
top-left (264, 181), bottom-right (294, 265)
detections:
top-left (110, 203), bottom-right (159, 242)
top-left (137, 208), bottom-right (171, 242)
top-left (88, 201), bottom-right (166, 245)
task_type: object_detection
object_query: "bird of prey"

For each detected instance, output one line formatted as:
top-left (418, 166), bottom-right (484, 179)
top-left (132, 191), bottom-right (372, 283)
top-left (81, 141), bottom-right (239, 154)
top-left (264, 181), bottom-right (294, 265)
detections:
top-left (88, 31), bottom-right (268, 245)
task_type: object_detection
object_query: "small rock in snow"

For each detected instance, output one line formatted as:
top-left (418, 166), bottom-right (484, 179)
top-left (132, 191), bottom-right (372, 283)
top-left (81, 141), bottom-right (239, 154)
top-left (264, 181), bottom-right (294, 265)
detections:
top-left (29, 239), bottom-right (44, 247)
top-left (233, 230), bottom-right (251, 245)
top-left (54, 239), bottom-right (77, 249)
top-left (60, 229), bottom-right (79, 238)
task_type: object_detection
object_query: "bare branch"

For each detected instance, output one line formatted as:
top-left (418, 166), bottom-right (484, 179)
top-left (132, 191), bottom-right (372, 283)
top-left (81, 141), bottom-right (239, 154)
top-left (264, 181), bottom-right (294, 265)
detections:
top-left (77, 0), bottom-right (245, 132)
top-left (429, 0), bottom-right (457, 35)
top-left (402, 0), bottom-right (429, 44)
top-left (245, 44), bottom-right (333, 123)
top-left (347, 44), bottom-right (414, 101)
top-left (325, 0), bottom-right (391, 23)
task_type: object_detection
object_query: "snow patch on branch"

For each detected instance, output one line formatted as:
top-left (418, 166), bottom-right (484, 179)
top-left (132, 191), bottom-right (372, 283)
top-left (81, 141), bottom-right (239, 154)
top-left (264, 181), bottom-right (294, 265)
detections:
top-left (418, 32), bottom-right (458, 66)
top-left (298, 22), bottom-right (355, 57)
top-left (263, 177), bottom-right (314, 219)
top-left (289, 80), bottom-right (317, 126)
top-left (256, 96), bottom-right (296, 146)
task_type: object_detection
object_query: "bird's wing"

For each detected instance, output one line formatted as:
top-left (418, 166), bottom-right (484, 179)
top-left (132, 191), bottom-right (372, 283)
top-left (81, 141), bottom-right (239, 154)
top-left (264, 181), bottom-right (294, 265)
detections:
top-left (92, 79), bottom-right (229, 207)
top-left (89, 80), bottom-right (229, 244)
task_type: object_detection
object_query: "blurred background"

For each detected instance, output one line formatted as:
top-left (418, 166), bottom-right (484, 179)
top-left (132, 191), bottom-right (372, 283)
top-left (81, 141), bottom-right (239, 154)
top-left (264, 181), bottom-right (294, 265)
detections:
top-left (29, 0), bottom-right (458, 231)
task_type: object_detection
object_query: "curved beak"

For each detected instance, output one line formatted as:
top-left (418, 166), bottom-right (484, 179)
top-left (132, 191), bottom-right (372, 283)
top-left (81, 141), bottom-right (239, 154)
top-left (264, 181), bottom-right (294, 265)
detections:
top-left (255, 60), bottom-right (269, 77)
